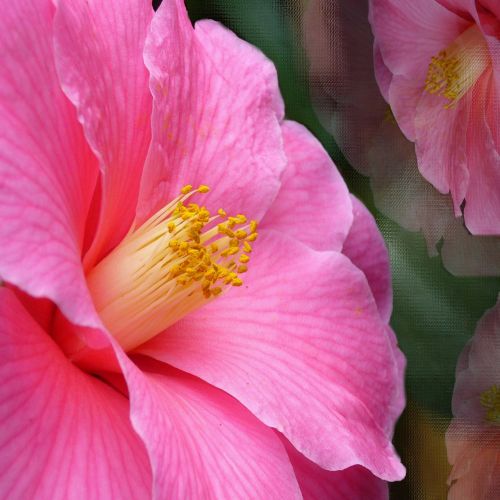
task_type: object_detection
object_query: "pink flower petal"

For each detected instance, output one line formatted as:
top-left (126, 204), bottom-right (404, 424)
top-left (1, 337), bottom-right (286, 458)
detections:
top-left (463, 72), bottom-right (500, 234)
top-left (414, 90), bottom-right (470, 210)
top-left (139, 231), bottom-right (405, 481)
top-left (369, 0), bottom-right (467, 81)
top-left (342, 195), bottom-right (392, 323)
top-left (434, 0), bottom-right (475, 19)
top-left (53, 0), bottom-right (153, 266)
top-left (479, 0), bottom-right (500, 20)
top-left (137, 0), bottom-right (286, 224)
top-left (0, 0), bottom-right (99, 325)
top-left (0, 288), bottom-right (151, 499)
top-left (261, 120), bottom-right (353, 252)
top-left (115, 355), bottom-right (301, 499)
top-left (281, 434), bottom-right (388, 500)
top-left (387, 75), bottom-right (423, 141)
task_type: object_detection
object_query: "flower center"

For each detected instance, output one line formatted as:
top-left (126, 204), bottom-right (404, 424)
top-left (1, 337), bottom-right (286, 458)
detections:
top-left (87, 185), bottom-right (258, 351)
top-left (424, 25), bottom-right (490, 107)
top-left (480, 385), bottom-right (500, 423)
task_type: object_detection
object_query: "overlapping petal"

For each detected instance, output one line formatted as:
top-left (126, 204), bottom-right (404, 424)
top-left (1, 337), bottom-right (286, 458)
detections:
top-left (116, 356), bottom-right (301, 499)
top-left (281, 435), bottom-right (388, 500)
top-left (342, 196), bottom-right (392, 323)
top-left (0, 288), bottom-right (152, 499)
top-left (0, 0), bottom-right (99, 325)
top-left (369, 0), bottom-right (467, 81)
top-left (139, 231), bottom-right (404, 480)
top-left (138, 0), bottom-right (286, 224)
top-left (261, 120), bottom-right (352, 252)
top-left (53, 0), bottom-right (153, 266)
top-left (414, 91), bottom-right (469, 209)
top-left (463, 73), bottom-right (500, 234)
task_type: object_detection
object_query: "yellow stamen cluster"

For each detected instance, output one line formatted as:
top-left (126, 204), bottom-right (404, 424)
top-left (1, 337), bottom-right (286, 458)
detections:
top-left (480, 385), bottom-right (500, 424)
top-left (424, 25), bottom-right (490, 108)
top-left (166, 193), bottom-right (257, 297)
top-left (86, 184), bottom-right (258, 351)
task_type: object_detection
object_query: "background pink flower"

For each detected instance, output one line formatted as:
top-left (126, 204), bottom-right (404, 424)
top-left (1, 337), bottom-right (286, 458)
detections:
top-left (0, 0), bottom-right (405, 497)
top-left (370, 0), bottom-right (500, 236)
top-left (304, 0), bottom-right (500, 276)
top-left (446, 295), bottom-right (500, 499)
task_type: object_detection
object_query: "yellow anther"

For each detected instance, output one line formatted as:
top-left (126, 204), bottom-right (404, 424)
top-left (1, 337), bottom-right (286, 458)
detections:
top-left (226, 247), bottom-right (239, 256)
top-left (210, 243), bottom-right (218, 253)
top-left (480, 385), bottom-right (500, 423)
top-left (182, 211), bottom-right (195, 220)
top-left (250, 220), bottom-right (258, 233)
top-left (181, 184), bottom-right (193, 194)
top-left (168, 222), bottom-right (176, 233)
top-left (212, 287), bottom-right (223, 296)
top-left (232, 278), bottom-right (243, 286)
top-left (229, 238), bottom-right (240, 247)
top-left (424, 25), bottom-right (489, 107)
top-left (243, 241), bottom-right (252, 253)
top-left (247, 232), bottom-right (258, 242)
top-left (237, 264), bottom-right (248, 273)
top-left (169, 240), bottom-right (179, 248)
top-left (235, 230), bottom-right (247, 240)
top-left (239, 254), bottom-right (250, 264)
top-left (198, 185), bottom-right (210, 193)
top-left (218, 208), bottom-right (227, 217)
top-left (205, 269), bottom-right (216, 280)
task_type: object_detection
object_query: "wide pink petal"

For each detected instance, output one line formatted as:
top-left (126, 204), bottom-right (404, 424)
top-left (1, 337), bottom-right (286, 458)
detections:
top-left (53, 0), bottom-right (153, 266)
top-left (463, 72), bottom-right (500, 234)
top-left (369, 0), bottom-right (468, 81)
top-left (137, 0), bottom-right (286, 224)
top-left (114, 355), bottom-right (301, 499)
top-left (0, 0), bottom-right (99, 325)
top-left (261, 120), bottom-right (353, 252)
top-left (387, 75), bottom-right (424, 141)
top-left (414, 90), bottom-right (470, 210)
top-left (138, 231), bottom-right (405, 480)
top-left (0, 288), bottom-right (151, 499)
top-left (342, 195), bottom-right (392, 323)
top-left (281, 435), bottom-right (388, 500)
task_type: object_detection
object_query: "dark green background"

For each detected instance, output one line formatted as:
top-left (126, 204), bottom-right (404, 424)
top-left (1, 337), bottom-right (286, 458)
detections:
top-left (169, 1), bottom-right (500, 497)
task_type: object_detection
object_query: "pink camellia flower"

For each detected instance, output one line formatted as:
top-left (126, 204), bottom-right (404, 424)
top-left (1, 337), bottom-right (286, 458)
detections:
top-left (446, 296), bottom-right (500, 499)
top-left (0, 0), bottom-right (405, 497)
top-left (369, 0), bottom-right (500, 236)
top-left (304, 0), bottom-right (500, 277)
